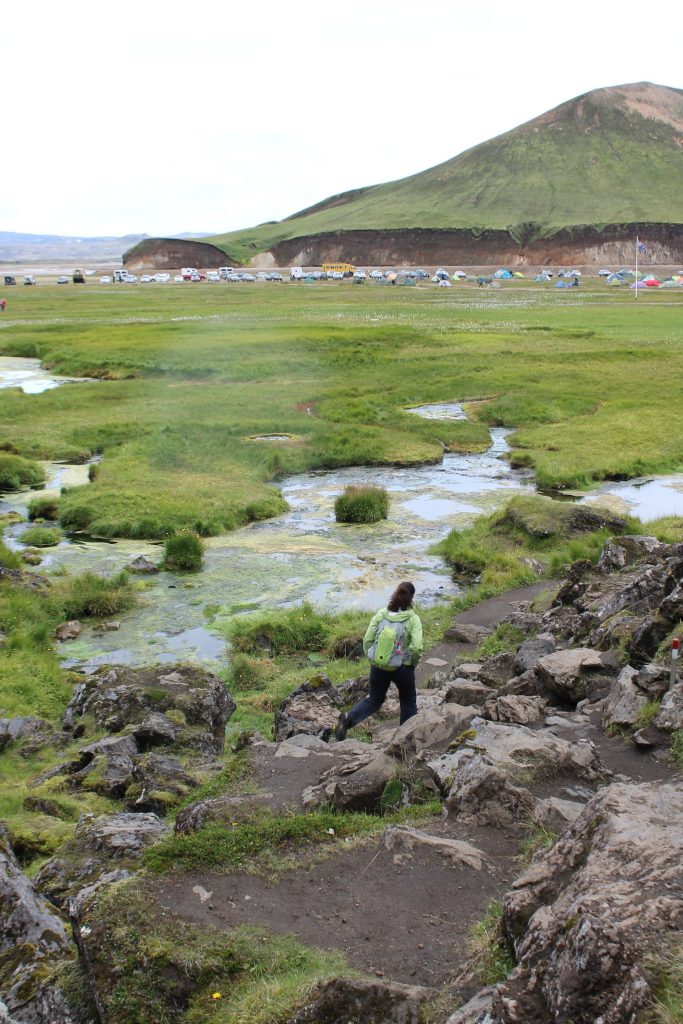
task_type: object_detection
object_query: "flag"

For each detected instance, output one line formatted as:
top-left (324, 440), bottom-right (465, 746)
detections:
top-left (636, 238), bottom-right (649, 255)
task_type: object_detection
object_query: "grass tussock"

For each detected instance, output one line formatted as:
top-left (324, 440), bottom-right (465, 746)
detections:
top-left (162, 532), bottom-right (205, 572)
top-left (226, 602), bottom-right (367, 658)
top-left (0, 452), bottom-right (45, 491)
top-left (20, 525), bottom-right (63, 547)
top-left (334, 485), bottom-right (389, 524)
top-left (53, 569), bottom-right (135, 619)
top-left (0, 539), bottom-right (23, 570)
top-left (28, 495), bottom-right (59, 521)
top-left (671, 731), bottom-right (683, 771)
top-left (476, 623), bottom-right (526, 659)
top-left (645, 943), bottom-right (683, 1024)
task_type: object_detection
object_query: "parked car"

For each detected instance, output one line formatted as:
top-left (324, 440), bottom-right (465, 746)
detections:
top-left (100, 276), bottom-right (112, 283)
top-left (154, 273), bottom-right (170, 282)
top-left (73, 269), bottom-right (85, 284)
top-left (4, 276), bottom-right (16, 285)
top-left (56, 276), bottom-right (69, 284)
top-left (140, 275), bottom-right (153, 283)
top-left (23, 275), bottom-right (36, 285)
top-left (353, 270), bottom-right (366, 280)
top-left (206, 271), bottom-right (221, 282)
top-left (268, 272), bottom-right (283, 281)
top-left (173, 275), bottom-right (184, 282)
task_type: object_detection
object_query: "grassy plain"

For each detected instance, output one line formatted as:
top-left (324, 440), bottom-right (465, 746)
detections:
top-left (2, 280), bottom-right (683, 539)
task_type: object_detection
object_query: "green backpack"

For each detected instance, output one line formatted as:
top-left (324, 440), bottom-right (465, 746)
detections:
top-left (368, 618), bottom-right (406, 669)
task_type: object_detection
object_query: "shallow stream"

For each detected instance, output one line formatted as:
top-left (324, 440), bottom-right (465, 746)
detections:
top-left (3, 358), bottom-right (683, 672)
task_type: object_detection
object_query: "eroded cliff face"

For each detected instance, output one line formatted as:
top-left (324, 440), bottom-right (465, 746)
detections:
top-left (123, 238), bottom-right (234, 271)
top-left (269, 223), bottom-right (683, 267)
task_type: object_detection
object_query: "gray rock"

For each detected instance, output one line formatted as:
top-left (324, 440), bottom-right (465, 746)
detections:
top-left (535, 647), bottom-right (615, 704)
top-left (62, 663), bottom-right (235, 756)
top-left (175, 794), bottom-right (273, 834)
top-left (477, 652), bottom-right (516, 687)
top-left (513, 633), bottom-right (556, 674)
top-left (34, 813), bottom-right (168, 911)
top-left (637, 663), bottom-right (671, 699)
top-left (381, 825), bottom-right (489, 871)
top-left (455, 663), bottom-right (484, 678)
top-left (655, 679), bottom-right (683, 732)
top-left (495, 780), bottom-right (683, 1024)
top-left (598, 535), bottom-right (665, 573)
top-left (386, 705), bottom-right (478, 757)
top-left (483, 695), bottom-right (546, 725)
top-left (0, 717), bottom-right (52, 754)
top-left (127, 554), bottom-right (159, 573)
top-left (131, 712), bottom-right (180, 748)
top-left (55, 619), bottom-right (81, 642)
top-left (274, 675), bottom-right (343, 742)
top-left (124, 752), bottom-right (198, 813)
top-left (458, 718), bottom-right (602, 780)
top-left (285, 977), bottom-right (433, 1023)
top-left (328, 753), bottom-right (398, 812)
top-left (602, 665), bottom-right (649, 730)
top-left (445, 753), bottom-right (537, 826)
top-left (444, 987), bottom-right (495, 1024)
top-left (444, 623), bottom-right (491, 644)
top-left (534, 796), bottom-right (585, 832)
top-left (0, 827), bottom-right (75, 1023)
top-left (443, 680), bottom-right (496, 706)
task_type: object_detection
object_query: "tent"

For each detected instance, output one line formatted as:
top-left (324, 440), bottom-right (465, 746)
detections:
top-left (535, 273), bottom-right (552, 282)
top-left (659, 280), bottom-right (679, 289)
top-left (630, 281), bottom-right (647, 289)
top-left (644, 278), bottom-right (660, 287)
top-left (452, 270), bottom-right (467, 279)
top-left (434, 268), bottom-right (450, 281)
top-left (512, 272), bottom-right (524, 278)
top-left (493, 268), bottom-right (512, 279)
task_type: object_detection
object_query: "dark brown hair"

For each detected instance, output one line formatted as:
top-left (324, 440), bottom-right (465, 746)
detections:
top-left (387, 581), bottom-right (415, 612)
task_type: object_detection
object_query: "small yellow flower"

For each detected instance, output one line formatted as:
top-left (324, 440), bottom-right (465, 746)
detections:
top-left (212, 992), bottom-right (222, 1000)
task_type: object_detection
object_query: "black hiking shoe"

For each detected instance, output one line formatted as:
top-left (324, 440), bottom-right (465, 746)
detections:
top-left (333, 712), bottom-right (349, 742)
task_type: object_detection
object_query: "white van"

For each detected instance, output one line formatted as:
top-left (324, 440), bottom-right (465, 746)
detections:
top-left (181, 267), bottom-right (198, 281)
top-left (290, 267), bottom-right (304, 281)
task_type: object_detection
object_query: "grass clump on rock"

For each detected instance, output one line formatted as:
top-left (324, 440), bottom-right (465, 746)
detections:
top-left (20, 525), bottom-right (63, 548)
top-left (0, 453), bottom-right (45, 492)
top-left (162, 532), bottom-right (205, 572)
top-left (334, 485), bottom-right (389, 524)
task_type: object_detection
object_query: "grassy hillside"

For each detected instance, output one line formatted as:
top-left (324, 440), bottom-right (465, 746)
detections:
top-left (206, 83), bottom-right (683, 263)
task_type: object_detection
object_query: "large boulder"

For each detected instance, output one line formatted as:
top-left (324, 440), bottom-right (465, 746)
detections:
top-left (443, 753), bottom-right (537, 827)
top-left (492, 781), bottom-right (683, 1024)
top-left (62, 663), bottom-right (235, 757)
top-left (513, 634), bottom-right (556, 674)
top-left (482, 695), bottom-right (546, 725)
top-left (33, 812), bottom-right (169, 910)
top-left (454, 718), bottom-right (603, 781)
top-left (0, 828), bottom-right (76, 1023)
top-left (386, 705), bottom-right (479, 758)
top-left (535, 647), bottom-right (617, 704)
top-left (319, 753), bottom-right (398, 813)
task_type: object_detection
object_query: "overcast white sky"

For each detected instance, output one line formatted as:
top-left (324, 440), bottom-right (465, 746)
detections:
top-left (4, 1), bottom-right (681, 238)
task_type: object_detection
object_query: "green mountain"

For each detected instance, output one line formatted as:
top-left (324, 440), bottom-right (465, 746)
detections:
top-left (206, 82), bottom-right (683, 264)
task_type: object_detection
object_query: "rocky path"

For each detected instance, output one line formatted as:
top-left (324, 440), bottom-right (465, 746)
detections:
top-left (3, 535), bottom-right (683, 1024)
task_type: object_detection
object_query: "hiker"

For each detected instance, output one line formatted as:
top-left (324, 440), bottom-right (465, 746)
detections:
top-left (0, 299), bottom-right (6, 312)
top-left (334, 581), bottom-right (423, 740)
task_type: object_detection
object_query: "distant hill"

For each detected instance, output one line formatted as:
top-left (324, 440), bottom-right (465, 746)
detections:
top-left (0, 232), bottom-right (149, 263)
top-left (199, 82), bottom-right (683, 266)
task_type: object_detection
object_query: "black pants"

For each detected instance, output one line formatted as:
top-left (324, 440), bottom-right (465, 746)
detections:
top-left (346, 664), bottom-right (417, 728)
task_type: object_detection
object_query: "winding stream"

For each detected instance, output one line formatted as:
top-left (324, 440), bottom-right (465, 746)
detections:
top-left (3, 358), bottom-right (683, 672)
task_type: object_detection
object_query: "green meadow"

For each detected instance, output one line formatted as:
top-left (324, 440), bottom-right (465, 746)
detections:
top-left (1, 280), bottom-right (683, 538)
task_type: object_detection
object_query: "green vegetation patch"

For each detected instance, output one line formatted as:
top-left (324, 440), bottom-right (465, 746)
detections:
top-left (163, 532), bottom-right (205, 572)
top-left (28, 495), bottom-right (59, 521)
top-left (78, 879), bottom-right (352, 1024)
top-left (475, 623), bottom-right (526, 660)
top-left (334, 485), bottom-right (389, 524)
top-left (20, 525), bottom-right (63, 548)
top-left (226, 602), bottom-right (367, 658)
top-left (0, 452), bottom-right (45, 492)
top-left (467, 899), bottom-right (516, 986)
top-left (436, 493), bottom-right (641, 599)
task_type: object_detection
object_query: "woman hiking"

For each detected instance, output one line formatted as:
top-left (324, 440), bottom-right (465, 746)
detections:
top-left (334, 581), bottom-right (423, 740)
